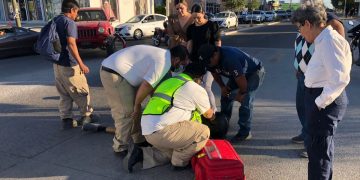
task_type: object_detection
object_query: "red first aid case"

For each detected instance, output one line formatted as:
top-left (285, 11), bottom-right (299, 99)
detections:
top-left (191, 139), bottom-right (245, 180)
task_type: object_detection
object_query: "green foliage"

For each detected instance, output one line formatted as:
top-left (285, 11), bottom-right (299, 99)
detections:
top-left (280, 3), bottom-right (300, 10)
top-left (247, 0), bottom-right (261, 10)
top-left (224, 0), bottom-right (247, 11)
top-left (155, 5), bottom-right (166, 15)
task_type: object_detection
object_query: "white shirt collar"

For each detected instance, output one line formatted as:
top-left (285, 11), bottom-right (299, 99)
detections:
top-left (314, 26), bottom-right (333, 44)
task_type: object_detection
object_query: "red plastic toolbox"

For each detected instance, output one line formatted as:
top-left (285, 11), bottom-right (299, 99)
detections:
top-left (192, 139), bottom-right (245, 180)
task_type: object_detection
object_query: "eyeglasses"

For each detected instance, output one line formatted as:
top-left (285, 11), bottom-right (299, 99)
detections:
top-left (296, 23), bottom-right (304, 32)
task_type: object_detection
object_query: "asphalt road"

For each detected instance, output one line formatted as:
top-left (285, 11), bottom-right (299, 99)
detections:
top-left (0, 22), bottom-right (359, 180)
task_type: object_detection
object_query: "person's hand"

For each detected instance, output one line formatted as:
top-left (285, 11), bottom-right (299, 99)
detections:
top-left (79, 63), bottom-right (90, 74)
top-left (131, 104), bottom-right (142, 121)
top-left (220, 86), bottom-right (231, 97)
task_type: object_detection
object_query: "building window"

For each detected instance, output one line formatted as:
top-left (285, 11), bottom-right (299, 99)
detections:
top-left (44, 0), bottom-right (61, 20)
top-left (102, 0), bottom-right (118, 19)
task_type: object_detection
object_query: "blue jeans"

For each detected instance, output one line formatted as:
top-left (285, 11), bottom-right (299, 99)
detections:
top-left (304, 87), bottom-right (348, 180)
top-left (221, 67), bottom-right (265, 136)
top-left (296, 72), bottom-right (308, 146)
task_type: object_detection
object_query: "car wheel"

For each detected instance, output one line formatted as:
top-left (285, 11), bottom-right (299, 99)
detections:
top-left (133, 29), bottom-right (143, 40)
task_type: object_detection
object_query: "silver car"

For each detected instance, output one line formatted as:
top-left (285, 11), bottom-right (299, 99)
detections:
top-left (245, 10), bottom-right (266, 23)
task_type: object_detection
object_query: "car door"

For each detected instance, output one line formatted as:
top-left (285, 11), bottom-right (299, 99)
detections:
top-left (154, 15), bottom-right (166, 30)
top-left (230, 13), bottom-right (237, 26)
top-left (141, 15), bottom-right (156, 36)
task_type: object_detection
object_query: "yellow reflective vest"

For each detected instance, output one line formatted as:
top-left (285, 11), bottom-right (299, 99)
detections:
top-left (142, 73), bottom-right (202, 123)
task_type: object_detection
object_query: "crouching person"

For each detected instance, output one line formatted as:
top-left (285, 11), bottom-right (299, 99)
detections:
top-left (123, 62), bottom-right (214, 173)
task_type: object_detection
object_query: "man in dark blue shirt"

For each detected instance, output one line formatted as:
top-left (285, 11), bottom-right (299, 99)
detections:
top-left (198, 44), bottom-right (265, 142)
top-left (53, 0), bottom-right (96, 130)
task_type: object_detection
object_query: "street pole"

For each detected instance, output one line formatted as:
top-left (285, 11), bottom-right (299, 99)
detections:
top-left (11, 0), bottom-right (21, 27)
top-left (250, 0), bottom-right (253, 27)
top-left (343, 0), bottom-right (347, 17)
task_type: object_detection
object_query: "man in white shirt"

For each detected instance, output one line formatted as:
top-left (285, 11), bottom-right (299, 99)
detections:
top-left (292, 5), bottom-right (351, 180)
top-left (100, 45), bottom-right (190, 156)
top-left (123, 63), bottom-right (214, 173)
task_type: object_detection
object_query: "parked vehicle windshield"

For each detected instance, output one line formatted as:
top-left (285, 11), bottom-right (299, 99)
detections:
top-left (77, 10), bottom-right (107, 21)
top-left (215, 13), bottom-right (229, 18)
top-left (252, 11), bottom-right (261, 14)
top-left (126, 15), bottom-right (145, 23)
top-left (266, 12), bottom-right (273, 14)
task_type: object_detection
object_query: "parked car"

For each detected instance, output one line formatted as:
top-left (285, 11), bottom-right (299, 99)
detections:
top-left (264, 11), bottom-right (276, 21)
top-left (205, 12), bottom-right (215, 20)
top-left (236, 11), bottom-right (248, 24)
top-left (76, 7), bottom-right (122, 56)
top-left (274, 10), bottom-right (287, 19)
top-left (245, 10), bottom-right (266, 23)
top-left (115, 14), bottom-right (167, 40)
top-left (212, 11), bottom-right (238, 28)
top-left (286, 10), bottom-right (292, 18)
top-left (0, 26), bottom-right (38, 59)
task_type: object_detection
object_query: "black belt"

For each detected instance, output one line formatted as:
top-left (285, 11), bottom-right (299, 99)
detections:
top-left (101, 66), bottom-right (120, 76)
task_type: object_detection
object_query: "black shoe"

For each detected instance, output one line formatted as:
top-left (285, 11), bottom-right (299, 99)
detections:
top-left (230, 132), bottom-right (252, 143)
top-left (135, 141), bottom-right (152, 147)
top-left (299, 151), bottom-right (308, 158)
top-left (79, 114), bottom-right (100, 125)
top-left (62, 118), bottom-right (73, 130)
top-left (123, 144), bottom-right (143, 173)
top-left (291, 135), bottom-right (304, 144)
top-left (171, 164), bottom-right (191, 171)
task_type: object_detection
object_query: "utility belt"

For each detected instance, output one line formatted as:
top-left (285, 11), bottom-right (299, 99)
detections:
top-left (101, 66), bottom-right (120, 76)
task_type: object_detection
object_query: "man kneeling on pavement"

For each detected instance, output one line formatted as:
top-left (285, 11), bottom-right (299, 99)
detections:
top-left (123, 62), bottom-right (215, 173)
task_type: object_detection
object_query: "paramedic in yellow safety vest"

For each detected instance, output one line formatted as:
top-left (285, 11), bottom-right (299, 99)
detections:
top-left (123, 62), bottom-right (215, 173)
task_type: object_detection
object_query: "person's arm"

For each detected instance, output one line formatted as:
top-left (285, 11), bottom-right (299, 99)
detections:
top-left (67, 37), bottom-right (89, 74)
top-left (212, 72), bottom-right (230, 97)
top-left (315, 39), bottom-right (351, 109)
top-left (131, 80), bottom-right (154, 120)
top-left (328, 19), bottom-right (345, 37)
top-left (187, 40), bottom-right (193, 54)
top-left (167, 17), bottom-right (176, 48)
top-left (213, 22), bottom-right (222, 47)
top-left (203, 108), bottom-right (215, 120)
top-left (234, 75), bottom-right (248, 103)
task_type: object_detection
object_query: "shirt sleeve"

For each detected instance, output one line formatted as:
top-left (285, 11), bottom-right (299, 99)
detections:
top-left (186, 25), bottom-right (193, 41)
top-left (212, 22), bottom-right (221, 42)
top-left (143, 61), bottom-right (170, 88)
top-left (190, 83), bottom-right (211, 114)
top-left (66, 20), bottom-right (78, 39)
top-left (315, 38), bottom-right (351, 108)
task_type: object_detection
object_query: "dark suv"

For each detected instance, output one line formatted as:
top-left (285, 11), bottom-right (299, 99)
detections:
top-left (76, 8), bottom-right (118, 56)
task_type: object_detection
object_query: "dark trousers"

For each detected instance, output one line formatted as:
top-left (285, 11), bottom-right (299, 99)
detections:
top-left (296, 72), bottom-right (308, 147)
top-left (304, 87), bottom-right (348, 180)
top-left (221, 67), bottom-right (265, 136)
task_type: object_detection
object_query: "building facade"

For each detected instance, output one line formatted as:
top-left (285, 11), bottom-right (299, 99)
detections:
top-left (0, 0), bottom-right (154, 25)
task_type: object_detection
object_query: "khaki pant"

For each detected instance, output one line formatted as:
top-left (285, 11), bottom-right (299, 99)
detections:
top-left (100, 69), bottom-right (144, 152)
top-left (142, 120), bottom-right (210, 169)
top-left (53, 64), bottom-right (93, 119)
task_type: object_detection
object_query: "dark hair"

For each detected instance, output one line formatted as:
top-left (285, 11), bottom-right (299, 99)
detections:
top-left (191, 4), bottom-right (204, 13)
top-left (183, 62), bottom-right (207, 79)
top-left (170, 45), bottom-right (189, 62)
top-left (62, 0), bottom-right (80, 13)
top-left (174, 0), bottom-right (187, 6)
top-left (198, 44), bottom-right (219, 65)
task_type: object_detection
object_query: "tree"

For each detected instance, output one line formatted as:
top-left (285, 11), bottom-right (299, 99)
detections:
top-left (247, 0), bottom-right (261, 11)
top-left (224, 0), bottom-right (247, 11)
top-left (331, 0), bottom-right (355, 10)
